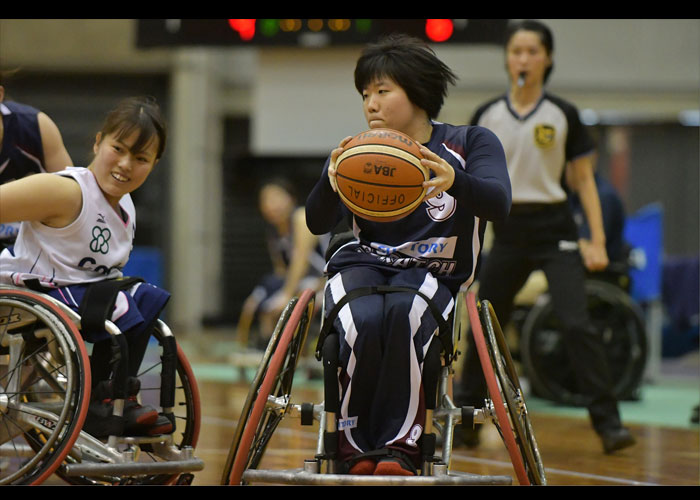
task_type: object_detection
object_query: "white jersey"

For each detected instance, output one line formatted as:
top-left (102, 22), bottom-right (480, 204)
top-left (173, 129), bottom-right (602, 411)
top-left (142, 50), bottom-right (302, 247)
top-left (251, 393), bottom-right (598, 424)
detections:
top-left (471, 92), bottom-right (594, 204)
top-left (0, 167), bottom-right (135, 288)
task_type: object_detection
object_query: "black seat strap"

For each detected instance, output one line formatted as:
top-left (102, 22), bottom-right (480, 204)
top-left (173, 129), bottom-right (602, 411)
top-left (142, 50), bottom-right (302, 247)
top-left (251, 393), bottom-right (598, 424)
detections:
top-left (78, 277), bottom-right (144, 338)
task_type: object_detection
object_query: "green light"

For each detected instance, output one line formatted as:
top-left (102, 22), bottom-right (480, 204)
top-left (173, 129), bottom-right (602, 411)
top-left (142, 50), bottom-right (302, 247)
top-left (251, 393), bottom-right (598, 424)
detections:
top-left (355, 19), bottom-right (371, 33)
top-left (260, 19), bottom-right (279, 37)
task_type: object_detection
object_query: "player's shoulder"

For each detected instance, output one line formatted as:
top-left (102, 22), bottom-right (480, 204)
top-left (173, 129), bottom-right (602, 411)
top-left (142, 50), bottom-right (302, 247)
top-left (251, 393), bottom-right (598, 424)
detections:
top-left (2, 100), bottom-right (41, 118)
top-left (542, 92), bottom-right (581, 118)
top-left (470, 94), bottom-right (507, 124)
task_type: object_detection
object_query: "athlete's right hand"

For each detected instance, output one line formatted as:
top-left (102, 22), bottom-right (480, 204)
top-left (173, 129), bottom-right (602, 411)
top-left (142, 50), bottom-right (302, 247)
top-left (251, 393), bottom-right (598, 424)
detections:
top-left (328, 136), bottom-right (353, 193)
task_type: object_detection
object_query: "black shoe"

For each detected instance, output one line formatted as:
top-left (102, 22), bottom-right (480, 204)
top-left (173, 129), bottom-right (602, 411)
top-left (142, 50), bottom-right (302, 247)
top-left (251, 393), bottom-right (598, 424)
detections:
top-left (600, 427), bottom-right (636, 454)
top-left (145, 412), bottom-right (175, 436)
top-left (123, 377), bottom-right (159, 434)
top-left (82, 381), bottom-right (124, 438)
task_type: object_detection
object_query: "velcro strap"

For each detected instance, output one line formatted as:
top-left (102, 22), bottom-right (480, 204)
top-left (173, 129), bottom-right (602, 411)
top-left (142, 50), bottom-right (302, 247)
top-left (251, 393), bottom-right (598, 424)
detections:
top-left (78, 277), bottom-right (144, 337)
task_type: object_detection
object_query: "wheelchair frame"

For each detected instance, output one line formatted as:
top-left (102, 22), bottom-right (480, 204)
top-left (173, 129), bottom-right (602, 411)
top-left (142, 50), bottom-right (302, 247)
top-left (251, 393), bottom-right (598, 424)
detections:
top-left (0, 284), bottom-right (204, 485)
top-left (222, 288), bottom-right (546, 486)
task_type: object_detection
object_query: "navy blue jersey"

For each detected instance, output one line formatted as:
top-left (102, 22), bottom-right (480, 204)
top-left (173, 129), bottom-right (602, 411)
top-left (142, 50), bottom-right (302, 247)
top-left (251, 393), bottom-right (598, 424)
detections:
top-left (306, 122), bottom-right (511, 295)
top-left (266, 208), bottom-right (329, 278)
top-left (0, 101), bottom-right (45, 184)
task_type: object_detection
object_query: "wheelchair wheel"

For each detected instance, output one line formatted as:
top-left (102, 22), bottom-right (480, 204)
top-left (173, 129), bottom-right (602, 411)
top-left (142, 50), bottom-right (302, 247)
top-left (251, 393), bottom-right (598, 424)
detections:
top-left (521, 280), bottom-right (647, 406)
top-left (0, 288), bottom-right (91, 485)
top-left (54, 322), bottom-right (201, 485)
top-left (467, 292), bottom-right (546, 486)
top-left (223, 289), bottom-right (315, 485)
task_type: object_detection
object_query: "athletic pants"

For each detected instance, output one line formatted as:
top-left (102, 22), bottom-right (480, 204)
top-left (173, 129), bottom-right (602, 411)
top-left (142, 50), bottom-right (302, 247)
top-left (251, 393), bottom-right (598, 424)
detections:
top-left (324, 266), bottom-right (454, 466)
top-left (459, 204), bottom-right (622, 434)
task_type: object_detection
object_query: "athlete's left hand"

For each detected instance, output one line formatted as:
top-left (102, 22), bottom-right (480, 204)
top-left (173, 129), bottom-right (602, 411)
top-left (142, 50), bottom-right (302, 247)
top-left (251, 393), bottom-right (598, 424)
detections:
top-left (579, 239), bottom-right (609, 272)
top-left (419, 146), bottom-right (455, 201)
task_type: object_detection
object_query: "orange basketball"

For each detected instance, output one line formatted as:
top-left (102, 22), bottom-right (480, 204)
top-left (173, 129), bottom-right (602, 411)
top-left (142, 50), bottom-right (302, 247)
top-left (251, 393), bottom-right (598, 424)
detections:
top-left (335, 128), bottom-right (428, 222)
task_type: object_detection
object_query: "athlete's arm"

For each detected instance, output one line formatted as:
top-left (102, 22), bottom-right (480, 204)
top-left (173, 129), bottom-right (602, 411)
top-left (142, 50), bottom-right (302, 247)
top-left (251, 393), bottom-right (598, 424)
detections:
top-left (0, 173), bottom-right (82, 228)
top-left (306, 159), bottom-right (345, 236)
top-left (37, 112), bottom-right (73, 172)
top-left (445, 126), bottom-right (512, 221)
top-left (567, 154), bottom-right (609, 271)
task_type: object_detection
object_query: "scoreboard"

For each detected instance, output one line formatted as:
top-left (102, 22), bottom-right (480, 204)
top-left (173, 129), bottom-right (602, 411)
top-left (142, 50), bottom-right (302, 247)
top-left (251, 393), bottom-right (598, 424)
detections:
top-left (136, 19), bottom-right (509, 48)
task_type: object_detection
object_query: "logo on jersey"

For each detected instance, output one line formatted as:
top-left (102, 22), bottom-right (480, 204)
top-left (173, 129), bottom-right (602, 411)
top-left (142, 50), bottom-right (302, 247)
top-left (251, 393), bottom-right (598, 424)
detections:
top-left (534, 124), bottom-right (556, 149)
top-left (90, 226), bottom-right (111, 254)
top-left (338, 416), bottom-right (358, 430)
top-left (425, 191), bottom-right (457, 222)
top-left (358, 236), bottom-right (458, 276)
top-left (406, 424), bottom-right (423, 447)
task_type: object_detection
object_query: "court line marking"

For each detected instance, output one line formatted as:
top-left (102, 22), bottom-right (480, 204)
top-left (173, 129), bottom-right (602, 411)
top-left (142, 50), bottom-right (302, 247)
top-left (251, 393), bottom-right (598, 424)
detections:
top-left (200, 415), bottom-right (660, 486)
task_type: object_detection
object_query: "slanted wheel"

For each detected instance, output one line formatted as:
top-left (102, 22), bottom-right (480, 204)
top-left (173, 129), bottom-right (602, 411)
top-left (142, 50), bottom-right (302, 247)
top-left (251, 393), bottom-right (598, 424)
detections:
top-left (521, 280), bottom-right (647, 406)
top-left (0, 287), bottom-right (91, 485)
top-left (222, 289), bottom-right (315, 485)
top-left (467, 292), bottom-right (546, 486)
top-left (54, 321), bottom-right (201, 485)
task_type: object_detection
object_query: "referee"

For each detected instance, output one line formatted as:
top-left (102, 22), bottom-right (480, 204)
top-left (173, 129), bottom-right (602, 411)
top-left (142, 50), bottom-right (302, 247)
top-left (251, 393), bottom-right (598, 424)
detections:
top-left (457, 20), bottom-right (635, 454)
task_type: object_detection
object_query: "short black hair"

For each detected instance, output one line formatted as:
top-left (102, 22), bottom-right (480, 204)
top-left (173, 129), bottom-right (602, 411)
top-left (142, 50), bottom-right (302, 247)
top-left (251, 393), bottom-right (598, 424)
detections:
top-left (354, 34), bottom-right (457, 120)
top-left (505, 20), bottom-right (555, 83)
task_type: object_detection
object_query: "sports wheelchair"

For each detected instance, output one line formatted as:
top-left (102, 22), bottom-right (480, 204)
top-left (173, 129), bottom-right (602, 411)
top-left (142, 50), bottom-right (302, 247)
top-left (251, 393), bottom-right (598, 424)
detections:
top-left (513, 265), bottom-right (648, 407)
top-left (0, 283), bottom-right (203, 485)
top-left (221, 287), bottom-right (546, 486)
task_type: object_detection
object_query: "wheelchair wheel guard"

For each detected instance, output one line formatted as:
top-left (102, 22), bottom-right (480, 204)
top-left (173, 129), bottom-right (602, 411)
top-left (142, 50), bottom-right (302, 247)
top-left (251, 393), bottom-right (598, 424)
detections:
top-left (223, 289), bottom-right (315, 485)
top-left (467, 292), bottom-right (546, 486)
top-left (0, 287), bottom-right (91, 485)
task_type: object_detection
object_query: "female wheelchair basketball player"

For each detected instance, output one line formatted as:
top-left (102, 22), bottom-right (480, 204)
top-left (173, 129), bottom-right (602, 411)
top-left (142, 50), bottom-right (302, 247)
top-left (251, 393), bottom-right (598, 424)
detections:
top-left (0, 96), bottom-right (172, 438)
top-left (305, 34), bottom-right (512, 476)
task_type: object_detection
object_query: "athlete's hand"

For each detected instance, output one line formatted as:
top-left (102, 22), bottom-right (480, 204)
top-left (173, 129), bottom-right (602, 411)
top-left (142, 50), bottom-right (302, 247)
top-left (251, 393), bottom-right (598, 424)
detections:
top-left (419, 146), bottom-right (455, 201)
top-left (579, 239), bottom-right (609, 272)
top-left (327, 136), bottom-right (353, 193)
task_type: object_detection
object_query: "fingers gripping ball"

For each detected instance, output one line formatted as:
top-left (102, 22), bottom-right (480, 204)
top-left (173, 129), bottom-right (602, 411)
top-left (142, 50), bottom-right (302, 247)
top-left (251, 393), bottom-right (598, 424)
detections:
top-left (335, 129), bottom-right (429, 222)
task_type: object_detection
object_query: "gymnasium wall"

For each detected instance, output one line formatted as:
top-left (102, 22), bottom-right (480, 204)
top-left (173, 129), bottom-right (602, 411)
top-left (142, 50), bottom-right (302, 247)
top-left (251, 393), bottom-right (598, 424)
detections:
top-left (1, 19), bottom-right (698, 328)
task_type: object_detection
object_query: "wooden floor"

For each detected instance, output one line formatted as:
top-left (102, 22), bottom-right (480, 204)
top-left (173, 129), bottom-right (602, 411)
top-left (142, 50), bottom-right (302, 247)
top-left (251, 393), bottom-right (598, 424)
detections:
top-left (189, 378), bottom-right (700, 487)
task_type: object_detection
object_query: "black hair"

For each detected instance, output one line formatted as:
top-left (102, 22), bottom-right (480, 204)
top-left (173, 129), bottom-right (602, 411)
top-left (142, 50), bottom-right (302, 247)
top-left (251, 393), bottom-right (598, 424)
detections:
top-left (100, 96), bottom-right (167, 160)
top-left (505, 20), bottom-right (555, 83)
top-left (354, 34), bottom-right (457, 120)
top-left (259, 177), bottom-right (298, 201)
top-left (0, 67), bottom-right (20, 91)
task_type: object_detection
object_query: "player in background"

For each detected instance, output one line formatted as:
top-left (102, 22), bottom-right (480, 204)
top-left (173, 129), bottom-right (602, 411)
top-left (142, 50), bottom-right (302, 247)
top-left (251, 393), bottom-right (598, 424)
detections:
top-left (0, 70), bottom-right (73, 247)
top-left (237, 177), bottom-right (328, 347)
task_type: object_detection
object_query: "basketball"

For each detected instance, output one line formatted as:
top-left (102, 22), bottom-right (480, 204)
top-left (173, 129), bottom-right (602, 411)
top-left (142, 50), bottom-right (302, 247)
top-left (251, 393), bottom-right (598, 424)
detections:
top-left (335, 128), bottom-right (428, 222)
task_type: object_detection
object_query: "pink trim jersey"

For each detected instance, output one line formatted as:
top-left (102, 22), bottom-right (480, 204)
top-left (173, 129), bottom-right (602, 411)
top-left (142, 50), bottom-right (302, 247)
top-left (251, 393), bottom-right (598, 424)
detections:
top-left (0, 167), bottom-right (135, 288)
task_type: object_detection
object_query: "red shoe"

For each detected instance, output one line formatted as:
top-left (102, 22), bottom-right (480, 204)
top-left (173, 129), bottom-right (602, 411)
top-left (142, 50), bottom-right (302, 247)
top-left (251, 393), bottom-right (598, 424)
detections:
top-left (348, 458), bottom-right (376, 475)
top-left (123, 377), bottom-right (158, 431)
top-left (373, 457), bottom-right (415, 476)
top-left (146, 413), bottom-right (175, 436)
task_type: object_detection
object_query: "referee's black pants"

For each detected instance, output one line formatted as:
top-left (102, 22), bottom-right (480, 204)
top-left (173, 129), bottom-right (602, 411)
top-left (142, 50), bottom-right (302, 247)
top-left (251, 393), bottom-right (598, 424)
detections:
top-left (459, 207), bottom-right (622, 434)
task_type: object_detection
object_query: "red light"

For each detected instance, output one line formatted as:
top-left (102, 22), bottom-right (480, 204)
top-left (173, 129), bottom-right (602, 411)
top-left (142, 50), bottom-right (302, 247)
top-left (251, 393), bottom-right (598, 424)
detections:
top-left (228, 19), bottom-right (256, 41)
top-left (425, 19), bottom-right (453, 42)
